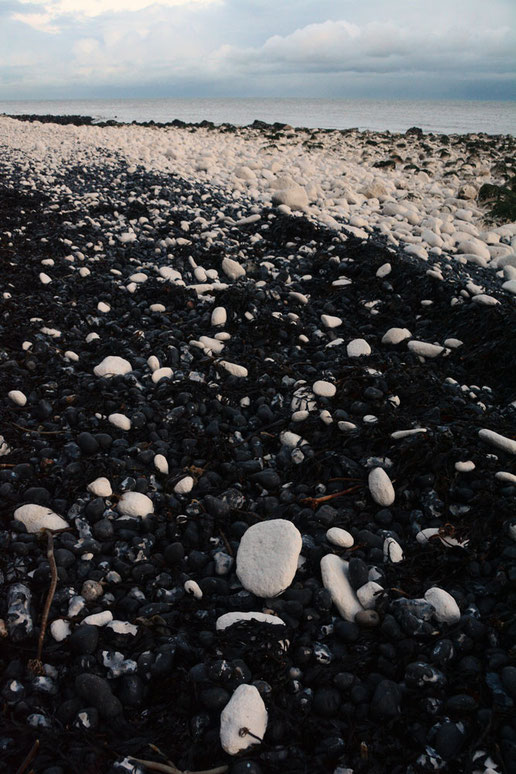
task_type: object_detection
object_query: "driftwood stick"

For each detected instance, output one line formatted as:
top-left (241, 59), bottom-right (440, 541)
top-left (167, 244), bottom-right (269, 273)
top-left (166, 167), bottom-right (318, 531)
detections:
top-left (37, 530), bottom-right (58, 661)
top-left (15, 739), bottom-right (40, 774)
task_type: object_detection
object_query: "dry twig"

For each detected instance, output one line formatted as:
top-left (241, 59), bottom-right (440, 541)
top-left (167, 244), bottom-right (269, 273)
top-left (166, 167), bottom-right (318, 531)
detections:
top-left (15, 739), bottom-right (39, 774)
top-left (29, 530), bottom-right (58, 673)
top-left (129, 757), bottom-right (228, 774)
top-left (299, 484), bottom-right (361, 509)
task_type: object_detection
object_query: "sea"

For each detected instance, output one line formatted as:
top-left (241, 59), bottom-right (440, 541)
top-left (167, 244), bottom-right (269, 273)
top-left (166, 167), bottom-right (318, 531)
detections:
top-left (1, 98), bottom-right (515, 136)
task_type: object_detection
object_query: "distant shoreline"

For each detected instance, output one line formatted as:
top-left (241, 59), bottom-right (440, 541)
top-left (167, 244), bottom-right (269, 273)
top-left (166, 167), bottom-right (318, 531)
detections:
top-left (2, 112), bottom-right (514, 139)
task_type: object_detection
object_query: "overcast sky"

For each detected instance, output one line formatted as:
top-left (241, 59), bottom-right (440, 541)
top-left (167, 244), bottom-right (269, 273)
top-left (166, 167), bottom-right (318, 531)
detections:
top-left (1, 0), bottom-right (515, 100)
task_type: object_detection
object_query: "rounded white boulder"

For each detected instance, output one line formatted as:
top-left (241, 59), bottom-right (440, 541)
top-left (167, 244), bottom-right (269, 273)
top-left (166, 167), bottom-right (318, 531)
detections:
top-left (13, 504), bottom-right (68, 533)
top-left (117, 492), bottom-right (154, 517)
top-left (368, 467), bottom-right (395, 506)
top-left (220, 684), bottom-right (268, 755)
top-left (424, 586), bottom-right (461, 624)
top-left (94, 356), bottom-right (132, 378)
top-left (236, 519), bottom-right (302, 598)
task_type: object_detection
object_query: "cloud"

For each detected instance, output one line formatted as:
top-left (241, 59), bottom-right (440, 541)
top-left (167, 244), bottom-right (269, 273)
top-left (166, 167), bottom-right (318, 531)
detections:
top-left (215, 18), bottom-right (515, 76)
top-left (13, 0), bottom-right (220, 31)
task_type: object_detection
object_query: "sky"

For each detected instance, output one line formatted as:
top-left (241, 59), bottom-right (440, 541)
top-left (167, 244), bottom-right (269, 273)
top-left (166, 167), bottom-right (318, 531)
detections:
top-left (0, 0), bottom-right (515, 100)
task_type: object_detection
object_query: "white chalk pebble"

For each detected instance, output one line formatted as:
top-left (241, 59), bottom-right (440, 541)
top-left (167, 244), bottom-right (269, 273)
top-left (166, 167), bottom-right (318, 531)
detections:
top-left (13, 504), bottom-right (68, 533)
top-left (50, 619), bottom-right (71, 642)
top-left (147, 355), bottom-right (160, 372)
top-left (216, 611), bottom-right (285, 631)
top-left (8, 390), bottom-right (27, 406)
top-left (424, 587), bottom-right (461, 624)
top-left (211, 306), bottom-right (227, 326)
top-left (312, 380), bottom-right (336, 398)
top-left (382, 327), bottom-right (412, 345)
top-left (151, 367), bottom-right (173, 383)
top-left (94, 356), bottom-right (132, 377)
top-left (87, 477), bottom-right (112, 497)
top-left (455, 461), bottom-right (475, 473)
top-left (479, 429), bottom-right (516, 456)
top-left (326, 527), bottom-right (354, 548)
top-left (384, 537), bottom-right (404, 563)
top-left (320, 555), bottom-right (364, 621)
top-left (368, 467), bottom-right (395, 506)
top-left (376, 262), bottom-right (391, 278)
top-left (408, 341), bottom-right (444, 358)
top-left (496, 471), bottom-right (516, 484)
top-left (220, 684), bottom-right (268, 755)
top-left (108, 413), bottom-right (131, 431)
top-left (174, 476), bottom-right (195, 494)
top-left (97, 302), bottom-right (110, 313)
top-left (220, 361), bottom-right (248, 378)
top-left (321, 314), bottom-right (342, 328)
top-left (150, 303), bottom-right (166, 312)
top-left (39, 272), bottom-right (52, 285)
top-left (236, 519), bottom-right (302, 598)
top-left (83, 611), bottom-right (113, 627)
top-left (154, 454), bottom-right (169, 474)
top-left (117, 492), bottom-right (154, 517)
top-left (472, 294), bottom-right (499, 307)
top-left (184, 579), bottom-right (203, 599)
top-left (222, 256), bottom-right (246, 281)
top-left (357, 581), bottom-right (384, 609)
top-left (64, 351), bottom-right (79, 362)
top-left (347, 339), bottom-right (371, 358)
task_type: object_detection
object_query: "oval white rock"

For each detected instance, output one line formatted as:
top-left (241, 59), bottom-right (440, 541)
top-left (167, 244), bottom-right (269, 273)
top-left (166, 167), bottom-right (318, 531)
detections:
top-left (174, 476), bottom-right (195, 494)
top-left (94, 356), bottom-right (132, 378)
top-left (347, 339), bottom-right (371, 358)
top-left (87, 477), bottom-right (112, 498)
top-left (13, 504), bottom-right (68, 533)
top-left (368, 467), bottom-right (395, 506)
top-left (326, 527), bottom-right (354, 548)
top-left (320, 554), bottom-right (364, 621)
top-left (312, 380), bottom-right (336, 398)
top-left (108, 413), bottom-right (131, 431)
top-left (117, 492), bottom-right (154, 517)
top-left (236, 519), bottom-right (302, 598)
top-left (8, 390), bottom-right (27, 406)
top-left (220, 684), bottom-right (268, 756)
top-left (424, 586), bottom-right (461, 624)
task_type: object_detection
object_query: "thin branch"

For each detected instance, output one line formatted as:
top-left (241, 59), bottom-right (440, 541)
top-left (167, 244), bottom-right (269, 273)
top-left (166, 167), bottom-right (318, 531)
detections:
top-left (15, 739), bottom-right (39, 774)
top-left (30, 530), bottom-right (58, 670)
top-left (129, 757), bottom-right (228, 774)
top-left (299, 484), bottom-right (362, 509)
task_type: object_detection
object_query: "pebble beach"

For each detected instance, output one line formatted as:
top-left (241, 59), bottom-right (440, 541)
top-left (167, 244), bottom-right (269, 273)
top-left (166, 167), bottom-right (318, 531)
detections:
top-left (0, 114), bottom-right (515, 774)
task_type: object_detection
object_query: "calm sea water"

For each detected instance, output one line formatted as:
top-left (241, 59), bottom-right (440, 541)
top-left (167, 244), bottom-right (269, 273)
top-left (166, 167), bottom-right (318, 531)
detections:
top-left (1, 98), bottom-right (515, 135)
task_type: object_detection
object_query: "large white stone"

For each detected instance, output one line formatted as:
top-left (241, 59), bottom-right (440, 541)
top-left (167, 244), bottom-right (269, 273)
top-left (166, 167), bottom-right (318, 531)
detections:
top-left (211, 306), bottom-right (227, 326)
top-left (87, 477), bottom-right (112, 498)
top-left (408, 341), bottom-right (444, 358)
top-left (357, 581), bottom-right (384, 609)
top-left (174, 476), bottom-right (195, 494)
top-left (326, 527), bottom-right (354, 548)
top-left (108, 413), bottom-right (131, 430)
top-left (479, 429), bottom-right (516, 455)
top-left (219, 361), bottom-right (248, 378)
top-left (236, 519), bottom-right (302, 598)
top-left (381, 327), bottom-right (412, 345)
top-left (272, 184), bottom-right (308, 211)
top-left (8, 390), bottom-right (27, 406)
top-left (117, 492), bottom-right (154, 517)
top-left (347, 338), bottom-right (371, 358)
top-left (368, 467), bottom-right (395, 506)
top-left (320, 554), bottom-right (364, 621)
top-left (312, 380), bottom-right (336, 398)
top-left (13, 504), bottom-right (68, 533)
top-left (94, 356), bottom-right (132, 378)
top-left (216, 611), bottom-right (285, 631)
top-left (222, 257), bottom-right (246, 281)
top-left (424, 587), bottom-right (461, 624)
top-left (321, 314), bottom-right (342, 329)
top-left (220, 684), bottom-right (268, 755)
